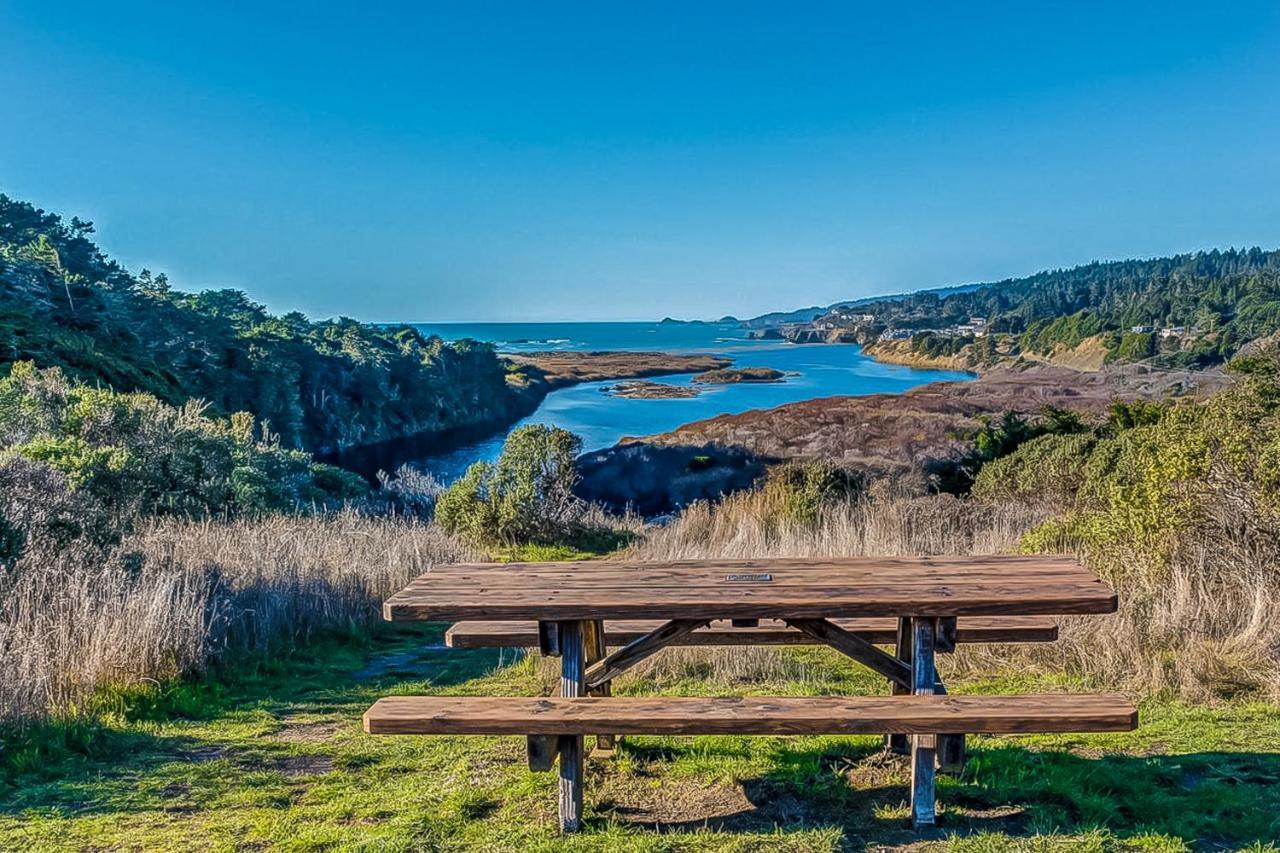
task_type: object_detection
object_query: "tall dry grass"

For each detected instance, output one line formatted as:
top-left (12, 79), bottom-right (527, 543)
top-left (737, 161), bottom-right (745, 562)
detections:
top-left (630, 484), bottom-right (1044, 561)
top-left (629, 486), bottom-right (1280, 701)
top-left (0, 512), bottom-right (474, 724)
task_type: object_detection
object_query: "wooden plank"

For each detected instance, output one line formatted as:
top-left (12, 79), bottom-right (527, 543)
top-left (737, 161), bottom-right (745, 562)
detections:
top-left (931, 673), bottom-right (964, 774)
top-left (557, 620), bottom-right (585, 833)
top-left (363, 693), bottom-right (1139, 736)
top-left (583, 619), bottom-right (709, 689)
top-left (785, 618), bottom-right (912, 689)
top-left (417, 555), bottom-right (1093, 581)
top-left (584, 619), bottom-right (615, 751)
top-left (887, 616), bottom-right (912, 754)
top-left (911, 618), bottom-right (938, 830)
top-left (445, 616), bottom-right (1059, 649)
top-left (936, 617), bottom-right (958, 653)
top-left (526, 735), bottom-right (558, 772)
top-left (537, 621), bottom-right (560, 657)
top-left (386, 556), bottom-right (1116, 622)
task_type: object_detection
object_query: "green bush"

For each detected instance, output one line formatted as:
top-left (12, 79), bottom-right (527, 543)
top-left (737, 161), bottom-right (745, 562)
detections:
top-left (759, 462), bottom-right (864, 527)
top-left (971, 432), bottom-right (1097, 507)
top-left (1107, 331), bottom-right (1157, 362)
top-left (0, 362), bottom-right (367, 550)
top-left (934, 406), bottom-right (1087, 494)
top-left (1012, 345), bottom-right (1280, 575)
top-left (435, 425), bottom-right (583, 546)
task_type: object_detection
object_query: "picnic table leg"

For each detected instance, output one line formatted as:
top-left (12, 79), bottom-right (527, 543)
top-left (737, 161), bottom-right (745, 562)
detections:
top-left (910, 617), bottom-right (938, 830)
top-left (584, 619), bottom-right (617, 752)
top-left (932, 616), bottom-right (965, 774)
top-left (557, 619), bottom-right (586, 833)
top-left (887, 616), bottom-right (912, 754)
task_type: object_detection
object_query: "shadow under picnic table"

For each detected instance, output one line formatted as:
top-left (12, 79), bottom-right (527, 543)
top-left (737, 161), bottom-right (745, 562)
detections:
top-left (594, 739), bottom-right (1280, 847)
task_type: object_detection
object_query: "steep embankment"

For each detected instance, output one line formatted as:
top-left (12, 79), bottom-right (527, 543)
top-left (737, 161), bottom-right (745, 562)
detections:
top-left (0, 194), bottom-right (533, 456)
top-left (860, 339), bottom-right (977, 372)
top-left (862, 334), bottom-right (1113, 374)
top-left (635, 363), bottom-right (1229, 474)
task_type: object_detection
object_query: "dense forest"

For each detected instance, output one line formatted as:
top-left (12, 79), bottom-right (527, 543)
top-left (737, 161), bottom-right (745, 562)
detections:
top-left (838, 250), bottom-right (1280, 367)
top-left (0, 194), bottom-right (526, 454)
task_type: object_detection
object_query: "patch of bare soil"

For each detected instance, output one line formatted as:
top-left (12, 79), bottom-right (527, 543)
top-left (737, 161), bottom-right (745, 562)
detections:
top-left (593, 777), bottom-right (761, 830)
top-left (182, 745), bottom-right (232, 763)
top-left (271, 717), bottom-right (343, 743)
top-left (271, 754), bottom-right (335, 777)
top-left (592, 749), bottom-right (1032, 845)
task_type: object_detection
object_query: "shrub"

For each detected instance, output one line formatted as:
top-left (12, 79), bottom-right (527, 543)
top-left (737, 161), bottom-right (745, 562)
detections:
top-left (971, 432), bottom-right (1096, 508)
top-left (435, 424), bottom-right (584, 545)
top-left (0, 363), bottom-right (366, 551)
top-left (758, 462), bottom-right (864, 528)
top-left (376, 464), bottom-right (445, 518)
top-left (934, 405), bottom-right (1088, 494)
top-left (1015, 344), bottom-right (1280, 577)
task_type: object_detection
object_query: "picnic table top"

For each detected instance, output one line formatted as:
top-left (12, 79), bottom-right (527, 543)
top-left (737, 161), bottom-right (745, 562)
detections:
top-left (383, 555), bottom-right (1117, 622)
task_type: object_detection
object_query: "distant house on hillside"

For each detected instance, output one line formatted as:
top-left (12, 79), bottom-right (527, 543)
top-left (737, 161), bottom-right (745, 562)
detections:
top-left (1131, 325), bottom-right (1154, 334)
top-left (1159, 326), bottom-right (1187, 338)
top-left (878, 329), bottom-right (914, 341)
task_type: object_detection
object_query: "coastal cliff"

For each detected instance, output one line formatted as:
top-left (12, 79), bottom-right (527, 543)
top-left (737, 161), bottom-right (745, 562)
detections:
top-left (860, 339), bottom-right (977, 372)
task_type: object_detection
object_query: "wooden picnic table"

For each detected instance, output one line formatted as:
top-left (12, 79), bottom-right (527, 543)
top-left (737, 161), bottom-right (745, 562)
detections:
top-left (372, 555), bottom-right (1127, 833)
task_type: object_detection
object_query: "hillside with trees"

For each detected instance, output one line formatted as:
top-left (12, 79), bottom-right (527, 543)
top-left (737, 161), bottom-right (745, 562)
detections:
top-left (782, 250), bottom-right (1280, 369)
top-left (0, 194), bottom-right (527, 455)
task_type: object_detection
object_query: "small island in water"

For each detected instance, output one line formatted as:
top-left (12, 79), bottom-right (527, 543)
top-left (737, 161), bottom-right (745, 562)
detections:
top-left (691, 366), bottom-right (792, 384)
top-left (601, 380), bottom-right (700, 399)
top-left (602, 366), bottom-right (794, 399)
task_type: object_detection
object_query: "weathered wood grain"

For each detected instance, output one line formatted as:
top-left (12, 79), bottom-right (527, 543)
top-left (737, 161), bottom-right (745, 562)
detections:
top-left (526, 735), bottom-right (558, 772)
top-left (887, 616), bottom-right (913, 754)
top-left (931, 676), bottom-right (966, 775)
top-left (362, 693), bottom-right (1138, 736)
top-left (445, 616), bottom-right (1059, 649)
top-left (557, 620), bottom-right (585, 833)
top-left (584, 619), bottom-right (615, 751)
top-left (385, 556), bottom-right (1116, 622)
top-left (911, 617), bottom-right (938, 829)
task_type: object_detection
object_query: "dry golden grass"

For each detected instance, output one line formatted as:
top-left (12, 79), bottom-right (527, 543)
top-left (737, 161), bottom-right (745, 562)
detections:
top-left (0, 511), bottom-right (474, 724)
top-left (5, 477), bottom-right (1276, 724)
top-left (629, 483), bottom-right (1043, 561)
top-left (629, 485), bottom-right (1280, 702)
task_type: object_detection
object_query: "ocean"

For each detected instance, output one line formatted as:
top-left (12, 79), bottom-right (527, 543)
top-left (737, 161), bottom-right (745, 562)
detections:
top-left (406, 321), bottom-right (973, 480)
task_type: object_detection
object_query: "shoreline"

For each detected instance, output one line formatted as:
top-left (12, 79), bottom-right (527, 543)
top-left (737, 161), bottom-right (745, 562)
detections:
top-left (324, 350), bottom-right (731, 480)
top-left (326, 342), bottom-right (993, 482)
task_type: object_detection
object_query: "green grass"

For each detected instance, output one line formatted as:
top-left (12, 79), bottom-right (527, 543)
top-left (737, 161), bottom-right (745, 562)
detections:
top-left (2, 628), bottom-right (1278, 851)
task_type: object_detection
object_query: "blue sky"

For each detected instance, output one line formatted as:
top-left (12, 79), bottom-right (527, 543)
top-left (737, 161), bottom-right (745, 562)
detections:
top-left (3, 3), bottom-right (1279, 322)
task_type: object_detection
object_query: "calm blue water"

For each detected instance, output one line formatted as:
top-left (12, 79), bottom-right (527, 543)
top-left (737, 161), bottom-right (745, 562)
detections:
top-left (409, 321), bottom-right (972, 481)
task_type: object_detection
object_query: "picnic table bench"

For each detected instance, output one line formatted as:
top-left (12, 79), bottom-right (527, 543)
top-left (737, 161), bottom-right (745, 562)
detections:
top-left (364, 556), bottom-right (1135, 832)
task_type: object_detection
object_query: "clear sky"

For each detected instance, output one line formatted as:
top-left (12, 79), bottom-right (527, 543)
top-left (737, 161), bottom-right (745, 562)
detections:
top-left (3, 3), bottom-right (1279, 322)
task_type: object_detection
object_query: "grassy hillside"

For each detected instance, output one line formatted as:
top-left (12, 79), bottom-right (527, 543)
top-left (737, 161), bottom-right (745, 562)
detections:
top-left (0, 194), bottom-right (525, 454)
